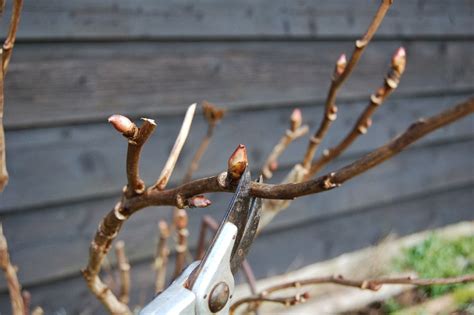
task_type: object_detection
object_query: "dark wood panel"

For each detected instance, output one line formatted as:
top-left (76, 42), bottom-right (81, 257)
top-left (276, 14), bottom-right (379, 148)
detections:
top-left (1, 94), bottom-right (472, 212)
top-left (1, 1), bottom-right (473, 40)
top-left (4, 41), bottom-right (473, 128)
top-left (1, 139), bottom-right (473, 289)
top-left (1, 185), bottom-right (473, 314)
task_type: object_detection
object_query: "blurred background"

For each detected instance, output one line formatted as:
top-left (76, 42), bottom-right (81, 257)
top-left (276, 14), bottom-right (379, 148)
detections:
top-left (0, 0), bottom-right (473, 313)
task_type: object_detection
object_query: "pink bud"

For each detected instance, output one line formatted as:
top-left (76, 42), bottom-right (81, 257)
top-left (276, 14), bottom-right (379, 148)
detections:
top-left (290, 108), bottom-right (302, 131)
top-left (227, 144), bottom-right (248, 180)
top-left (391, 47), bottom-right (406, 75)
top-left (188, 195), bottom-right (212, 208)
top-left (335, 54), bottom-right (347, 76)
top-left (108, 114), bottom-right (137, 137)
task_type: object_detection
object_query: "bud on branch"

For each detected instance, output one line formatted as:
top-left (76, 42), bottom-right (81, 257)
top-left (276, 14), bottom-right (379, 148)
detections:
top-left (108, 115), bottom-right (138, 139)
top-left (187, 195), bottom-right (212, 208)
top-left (334, 53), bottom-right (347, 77)
top-left (227, 144), bottom-right (248, 182)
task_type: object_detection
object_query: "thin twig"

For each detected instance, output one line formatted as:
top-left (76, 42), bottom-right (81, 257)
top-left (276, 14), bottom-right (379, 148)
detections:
top-left (261, 109), bottom-right (309, 179)
top-left (154, 103), bottom-right (197, 190)
top-left (230, 292), bottom-right (310, 315)
top-left (114, 240), bottom-right (131, 305)
top-left (195, 215), bottom-right (219, 260)
top-left (231, 274), bottom-right (474, 314)
top-left (2, 0), bottom-right (23, 75)
top-left (182, 101), bottom-right (224, 183)
top-left (109, 116), bottom-right (157, 197)
top-left (0, 223), bottom-right (25, 315)
top-left (307, 47), bottom-right (406, 178)
top-left (154, 220), bottom-right (170, 293)
top-left (0, 50), bottom-right (7, 191)
top-left (242, 260), bottom-right (258, 295)
top-left (302, 0), bottom-right (393, 169)
top-left (172, 210), bottom-right (189, 279)
top-left (21, 291), bottom-right (30, 315)
top-left (0, 0), bottom-right (24, 191)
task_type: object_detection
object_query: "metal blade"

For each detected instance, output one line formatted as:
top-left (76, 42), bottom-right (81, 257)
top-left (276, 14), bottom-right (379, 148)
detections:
top-left (187, 168), bottom-right (251, 289)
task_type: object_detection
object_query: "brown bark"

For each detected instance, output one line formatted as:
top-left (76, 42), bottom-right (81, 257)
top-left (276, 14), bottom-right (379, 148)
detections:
top-left (116, 96), bottom-right (474, 212)
top-left (0, 51), bottom-right (7, 191)
top-left (230, 274), bottom-right (474, 314)
top-left (261, 109), bottom-right (309, 179)
top-left (302, 0), bottom-right (393, 169)
top-left (82, 203), bottom-right (131, 314)
top-left (2, 0), bottom-right (23, 75)
top-left (307, 47), bottom-right (406, 178)
top-left (182, 101), bottom-right (224, 183)
top-left (114, 241), bottom-right (131, 305)
top-left (154, 220), bottom-right (170, 293)
top-left (125, 119), bottom-right (156, 196)
top-left (84, 97), bottom-right (472, 313)
top-left (0, 224), bottom-right (25, 315)
top-left (172, 210), bottom-right (189, 279)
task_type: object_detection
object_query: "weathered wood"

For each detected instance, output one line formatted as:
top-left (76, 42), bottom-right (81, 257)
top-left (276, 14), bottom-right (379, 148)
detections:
top-left (1, 185), bottom-right (472, 314)
top-left (1, 139), bottom-right (472, 290)
top-left (1, 93), bottom-right (472, 212)
top-left (4, 41), bottom-right (473, 128)
top-left (1, 0), bottom-right (473, 40)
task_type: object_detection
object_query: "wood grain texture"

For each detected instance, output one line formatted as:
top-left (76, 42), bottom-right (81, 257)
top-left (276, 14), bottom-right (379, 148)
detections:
top-left (4, 41), bottom-right (473, 128)
top-left (1, 0), bottom-right (472, 40)
top-left (1, 94), bottom-right (472, 213)
top-left (1, 138), bottom-right (473, 290)
top-left (1, 185), bottom-right (472, 314)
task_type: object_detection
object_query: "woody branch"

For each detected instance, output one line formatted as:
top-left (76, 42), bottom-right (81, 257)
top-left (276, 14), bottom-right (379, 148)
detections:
top-left (307, 46), bottom-right (406, 178)
top-left (0, 0), bottom-right (24, 191)
top-left (83, 104), bottom-right (196, 314)
top-left (302, 0), bottom-right (393, 169)
top-left (83, 94), bottom-right (472, 313)
top-left (0, 223), bottom-right (24, 315)
top-left (230, 274), bottom-right (474, 314)
top-left (116, 98), bottom-right (473, 211)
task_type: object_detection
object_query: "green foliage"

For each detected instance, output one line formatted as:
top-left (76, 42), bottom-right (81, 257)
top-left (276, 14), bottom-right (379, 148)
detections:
top-left (452, 285), bottom-right (474, 308)
top-left (396, 234), bottom-right (474, 297)
top-left (383, 298), bottom-right (402, 313)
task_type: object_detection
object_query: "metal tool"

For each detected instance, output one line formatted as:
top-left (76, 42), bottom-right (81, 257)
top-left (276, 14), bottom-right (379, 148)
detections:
top-left (140, 168), bottom-right (262, 315)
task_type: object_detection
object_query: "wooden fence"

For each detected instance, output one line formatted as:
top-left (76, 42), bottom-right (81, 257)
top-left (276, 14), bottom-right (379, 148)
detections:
top-left (0, 1), bottom-right (473, 313)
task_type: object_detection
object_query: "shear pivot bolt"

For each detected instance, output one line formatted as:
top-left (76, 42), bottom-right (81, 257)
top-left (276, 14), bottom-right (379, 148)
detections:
top-left (209, 281), bottom-right (230, 312)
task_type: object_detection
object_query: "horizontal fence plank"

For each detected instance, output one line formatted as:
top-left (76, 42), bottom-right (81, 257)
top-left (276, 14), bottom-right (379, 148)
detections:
top-left (1, 93), bottom-right (473, 212)
top-left (4, 40), bottom-right (473, 128)
top-left (1, 185), bottom-right (473, 314)
top-left (1, 0), bottom-right (473, 40)
top-left (1, 139), bottom-right (473, 289)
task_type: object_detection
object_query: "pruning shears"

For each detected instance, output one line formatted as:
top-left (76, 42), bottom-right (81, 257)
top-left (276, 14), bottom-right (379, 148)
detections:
top-left (140, 168), bottom-right (262, 315)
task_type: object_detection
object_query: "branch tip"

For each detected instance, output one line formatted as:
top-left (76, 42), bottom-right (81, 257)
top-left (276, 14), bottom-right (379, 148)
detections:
top-left (227, 144), bottom-right (248, 181)
top-left (391, 46), bottom-right (406, 75)
top-left (187, 195), bottom-right (212, 208)
top-left (290, 108), bottom-right (303, 132)
top-left (335, 53), bottom-right (347, 77)
top-left (108, 115), bottom-right (138, 139)
top-left (202, 100), bottom-right (225, 126)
